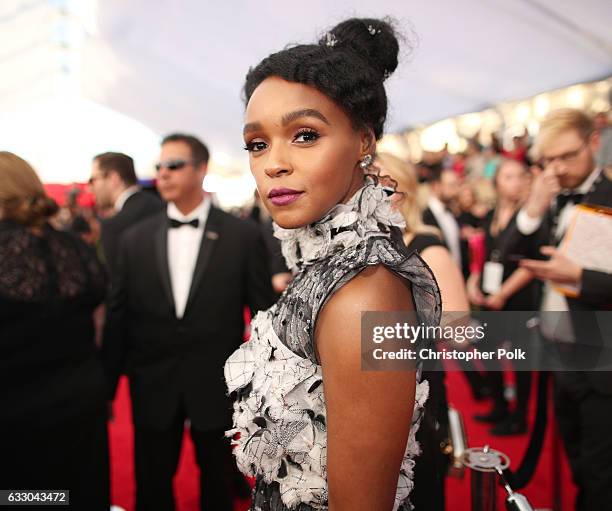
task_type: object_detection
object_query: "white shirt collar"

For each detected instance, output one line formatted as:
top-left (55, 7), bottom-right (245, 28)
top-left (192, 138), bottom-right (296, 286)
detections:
top-left (428, 196), bottom-right (449, 216)
top-left (572, 167), bottom-right (601, 195)
top-left (167, 195), bottom-right (211, 226)
top-left (114, 185), bottom-right (140, 212)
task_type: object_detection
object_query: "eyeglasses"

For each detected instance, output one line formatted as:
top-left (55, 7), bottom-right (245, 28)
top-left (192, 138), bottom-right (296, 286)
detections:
top-left (540, 141), bottom-right (588, 168)
top-left (155, 159), bottom-right (198, 172)
top-left (88, 174), bottom-right (106, 185)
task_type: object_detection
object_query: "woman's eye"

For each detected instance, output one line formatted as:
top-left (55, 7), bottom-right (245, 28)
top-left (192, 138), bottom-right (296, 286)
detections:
top-left (244, 141), bottom-right (267, 153)
top-left (294, 130), bottom-right (320, 144)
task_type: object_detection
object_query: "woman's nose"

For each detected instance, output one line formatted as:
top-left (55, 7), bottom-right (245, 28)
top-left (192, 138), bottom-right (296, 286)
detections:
top-left (264, 144), bottom-right (292, 178)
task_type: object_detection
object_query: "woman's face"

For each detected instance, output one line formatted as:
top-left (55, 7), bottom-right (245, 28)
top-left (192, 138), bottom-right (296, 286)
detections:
top-left (458, 185), bottom-right (475, 210)
top-left (495, 160), bottom-right (527, 202)
top-left (243, 77), bottom-right (371, 228)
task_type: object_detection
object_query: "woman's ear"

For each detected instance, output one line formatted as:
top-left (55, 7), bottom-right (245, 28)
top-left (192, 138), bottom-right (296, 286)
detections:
top-left (359, 128), bottom-right (376, 158)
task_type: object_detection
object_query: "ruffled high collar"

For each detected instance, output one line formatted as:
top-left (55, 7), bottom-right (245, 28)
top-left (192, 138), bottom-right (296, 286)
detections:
top-left (273, 176), bottom-right (406, 271)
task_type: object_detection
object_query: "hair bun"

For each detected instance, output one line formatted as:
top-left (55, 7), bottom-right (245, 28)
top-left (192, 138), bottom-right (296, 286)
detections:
top-left (319, 18), bottom-right (400, 81)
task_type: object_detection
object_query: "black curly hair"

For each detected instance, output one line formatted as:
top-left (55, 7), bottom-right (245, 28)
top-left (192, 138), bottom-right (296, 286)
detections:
top-left (243, 17), bottom-right (401, 141)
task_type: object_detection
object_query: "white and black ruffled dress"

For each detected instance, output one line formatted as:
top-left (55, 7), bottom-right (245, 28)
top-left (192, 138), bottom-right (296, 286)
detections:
top-left (224, 177), bottom-right (442, 510)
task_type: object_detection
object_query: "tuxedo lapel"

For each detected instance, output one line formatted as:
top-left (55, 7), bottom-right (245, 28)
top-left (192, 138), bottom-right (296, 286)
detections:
top-left (184, 206), bottom-right (222, 314)
top-left (154, 218), bottom-right (175, 311)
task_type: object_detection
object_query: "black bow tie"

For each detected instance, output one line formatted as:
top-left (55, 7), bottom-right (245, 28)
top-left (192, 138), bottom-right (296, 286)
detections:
top-left (168, 218), bottom-right (199, 229)
top-left (556, 192), bottom-right (585, 211)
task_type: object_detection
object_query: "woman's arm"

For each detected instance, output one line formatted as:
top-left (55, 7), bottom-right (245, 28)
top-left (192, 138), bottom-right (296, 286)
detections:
top-left (315, 265), bottom-right (417, 511)
top-left (484, 267), bottom-right (534, 310)
top-left (421, 245), bottom-right (470, 312)
top-left (466, 271), bottom-right (485, 306)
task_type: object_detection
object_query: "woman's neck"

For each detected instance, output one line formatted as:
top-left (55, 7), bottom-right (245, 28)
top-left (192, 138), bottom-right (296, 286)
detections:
top-left (497, 197), bottom-right (519, 212)
top-left (340, 173), bottom-right (366, 204)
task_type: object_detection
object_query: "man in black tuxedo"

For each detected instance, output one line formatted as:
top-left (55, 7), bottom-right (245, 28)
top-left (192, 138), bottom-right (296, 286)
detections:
top-left (422, 167), bottom-right (462, 268)
top-left (508, 109), bottom-right (612, 511)
top-left (103, 134), bottom-right (276, 511)
top-left (90, 152), bottom-right (163, 274)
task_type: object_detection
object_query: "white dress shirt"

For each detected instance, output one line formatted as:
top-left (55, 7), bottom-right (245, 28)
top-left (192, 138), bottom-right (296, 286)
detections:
top-left (516, 168), bottom-right (601, 340)
top-left (428, 196), bottom-right (462, 267)
top-left (114, 185), bottom-right (140, 212)
top-left (167, 196), bottom-right (211, 319)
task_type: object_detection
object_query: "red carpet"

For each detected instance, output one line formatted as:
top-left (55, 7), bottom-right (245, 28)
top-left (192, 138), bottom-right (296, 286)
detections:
top-left (109, 370), bottom-right (576, 510)
top-left (444, 366), bottom-right (576, 511)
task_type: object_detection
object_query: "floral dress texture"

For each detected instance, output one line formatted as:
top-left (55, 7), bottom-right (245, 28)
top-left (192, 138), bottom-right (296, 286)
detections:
top-left (224, 177), bottom-right (442, 510)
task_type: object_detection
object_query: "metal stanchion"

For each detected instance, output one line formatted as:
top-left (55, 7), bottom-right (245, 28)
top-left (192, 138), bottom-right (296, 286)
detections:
top-left (447, 406), bottom-right (468, 478)
top-left (463, 445), bottom-right (509, 511)
top-left (463, 445), bottom-right (540, 511)
top-left (495, 465), bottom-right (536, 511)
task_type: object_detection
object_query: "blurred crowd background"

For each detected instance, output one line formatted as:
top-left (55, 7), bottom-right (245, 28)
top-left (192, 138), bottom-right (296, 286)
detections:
top-left (2, 1), bottom-right (612, 510)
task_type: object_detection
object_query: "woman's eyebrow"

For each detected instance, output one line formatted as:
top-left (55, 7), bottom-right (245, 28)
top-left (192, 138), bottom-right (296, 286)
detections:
top-left (243, 109), bottom-right (330, 135)
top-left (243, 122), bottom-right (262, 135)
top-left (282, 108), bottom-right (330, 126)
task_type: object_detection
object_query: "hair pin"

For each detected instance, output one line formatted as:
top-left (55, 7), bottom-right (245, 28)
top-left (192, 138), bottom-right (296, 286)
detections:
top-left (367, 25), bottom-right (381, 36)
top-left (325, 32), bottom-right (338, 48)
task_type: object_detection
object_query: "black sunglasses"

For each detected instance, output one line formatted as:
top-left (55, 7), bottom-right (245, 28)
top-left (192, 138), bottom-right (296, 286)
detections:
top-left (88, 174), bottom-right (106, 185)
top-left (155, 159), bottom-right (199, 172)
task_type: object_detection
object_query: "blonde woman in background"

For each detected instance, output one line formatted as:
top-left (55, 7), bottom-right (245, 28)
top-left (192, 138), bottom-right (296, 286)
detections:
top-left (0, 152), bottom-right (110, 509)
top-left (376, 153), bottom-right (469, 311)
top-left (375, 152), bottom-right (470, 511)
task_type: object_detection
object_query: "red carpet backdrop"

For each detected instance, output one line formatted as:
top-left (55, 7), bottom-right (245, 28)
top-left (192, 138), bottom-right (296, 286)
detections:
top-left (109, 370), bottom-right (576, 511)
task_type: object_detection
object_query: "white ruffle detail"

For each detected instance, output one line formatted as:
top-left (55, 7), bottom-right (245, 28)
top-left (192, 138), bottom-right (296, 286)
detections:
top-left (224, 309), bottom-right (427, 510)
top-left (273, 176), bottom-right (406, 271)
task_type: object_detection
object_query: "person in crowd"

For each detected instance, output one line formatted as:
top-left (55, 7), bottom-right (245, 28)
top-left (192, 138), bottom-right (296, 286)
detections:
top-left (224, 17), bottom-right (441, 511)
top-left (70, 214), bottom-right (96, 245)
top-left (507, 108), bottom-right (612, 510)
top-left (249, 190), bottom-right (293, 295)
top-left (51, 205), bottom-right (75, 230)
top-left (503, 131), bottom-right (530, 164)
top-left (464, 139), bottom-right (487, 179)
top-left (102, 133), bottom-right (276, 511)
top-left (376, 152), bottom-right (468, 510)
top-left (457, 182), bottom-right (489, 225)
top-left (451, 151), bottom-right (467, 178)
top-left (423, 167), bottom-right (462, 267)
top-left (89, 152), bottom-right (163, 274)
top-left (377, 153), bottom-right (468, 312)
top-left (594, 111), bottom-right (612, 168)
top-left (456, 182), bottom-right (487, 279)
top-left (0, 151), bottom-right (110, 509)
top-left (466, 159), bottom-right (540, 435)
top-left (483, 137), bottom-right (503, 180)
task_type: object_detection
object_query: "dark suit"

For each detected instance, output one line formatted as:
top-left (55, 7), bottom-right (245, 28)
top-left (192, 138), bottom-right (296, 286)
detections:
top-left (423, 204), bottom-right (462, 264)
top-left (506, 168), bottom-right (612, 511)
top-left (103, 205), bottom-right (276, 510)
top-left (100, 189), bottom-right (163, 274)
top-left (422, 206), bottom-right (442, 232)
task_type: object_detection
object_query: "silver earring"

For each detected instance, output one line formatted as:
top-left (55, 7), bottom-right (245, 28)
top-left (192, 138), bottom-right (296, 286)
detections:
top-left (360, 154), bottom-right (373, 170)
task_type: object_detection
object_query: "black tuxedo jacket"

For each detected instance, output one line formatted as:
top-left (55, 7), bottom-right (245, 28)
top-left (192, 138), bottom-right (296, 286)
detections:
top-left (422, 206), bottom-right (455, 251)
top-left (422, 207), bottom-right (441, 232)
top-left (102, 206), bottom-right (276, 430)
top-left (506, 168), bottom-right (612, 395)
top-left (100, 190), bottom-right (163, 275)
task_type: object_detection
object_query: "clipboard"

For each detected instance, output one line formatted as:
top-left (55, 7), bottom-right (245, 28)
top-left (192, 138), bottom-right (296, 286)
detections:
top-left (555, 203), bottom-right (612, 298)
